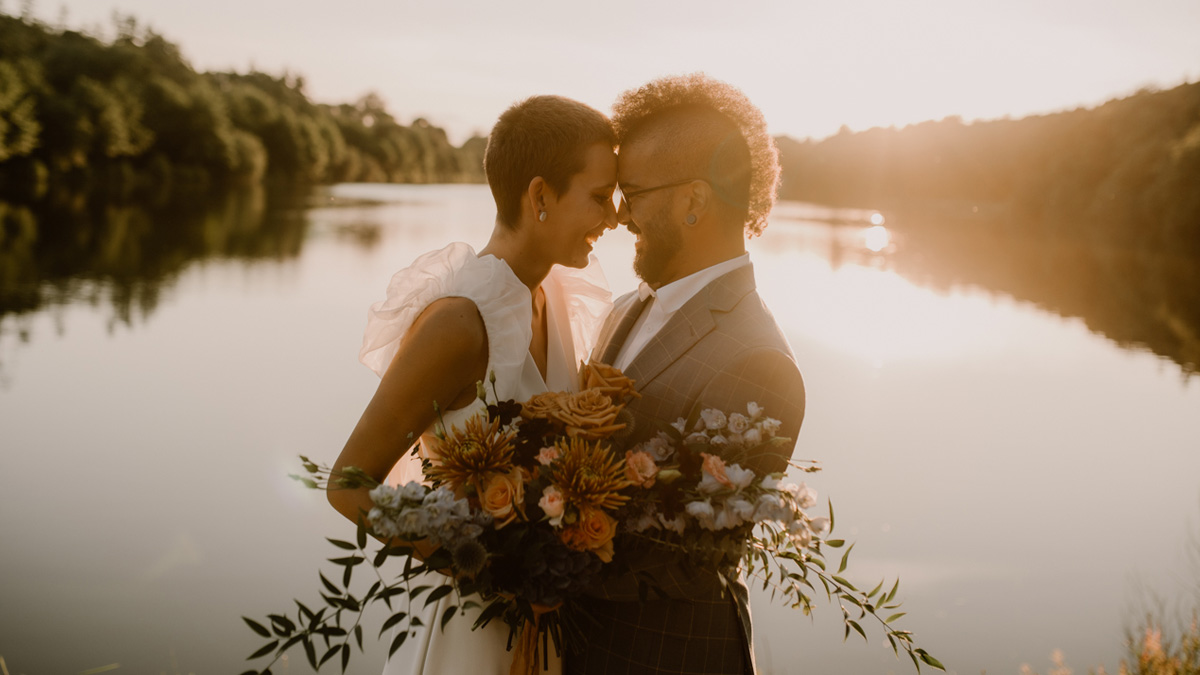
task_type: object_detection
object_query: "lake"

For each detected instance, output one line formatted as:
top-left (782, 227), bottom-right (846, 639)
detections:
top-left (1, 183), bottom-right (1198, 675)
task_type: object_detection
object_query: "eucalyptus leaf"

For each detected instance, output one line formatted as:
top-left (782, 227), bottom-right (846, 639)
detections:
top-left (424, 585), bottom-right (453, 608)
top-left (243, 617), bottom-right (271, 638)
top-left (248, 641), bottom-right (279, 660)
top-left (388, 630), bottom-right (408, 657)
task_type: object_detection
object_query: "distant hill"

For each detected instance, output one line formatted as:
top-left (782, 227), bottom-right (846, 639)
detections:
top-left (776, 82), bottom-right (1200, 253)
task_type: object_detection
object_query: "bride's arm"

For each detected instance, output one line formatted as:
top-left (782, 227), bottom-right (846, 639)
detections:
top-left (328, 296), bottom-right (488, 554)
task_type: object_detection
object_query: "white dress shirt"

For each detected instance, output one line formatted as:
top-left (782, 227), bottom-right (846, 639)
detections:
top-left (613, 254), bottom-right (751, 371)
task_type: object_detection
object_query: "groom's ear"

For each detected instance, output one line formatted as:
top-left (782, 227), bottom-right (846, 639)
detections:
top-left (683, 180), bottom-right (712, 224)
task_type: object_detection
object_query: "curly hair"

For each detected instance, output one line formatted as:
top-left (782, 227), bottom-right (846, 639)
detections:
top-left (611, 73), bottom-right (780, 237)
top-left (484, 96), bottom-right (615, 229)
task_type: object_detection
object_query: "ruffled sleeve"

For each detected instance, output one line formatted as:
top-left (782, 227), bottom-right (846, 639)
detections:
top-left (358, 242), bottom-right (533, 403)
top-left (546, 254), bottom-right (613, 368)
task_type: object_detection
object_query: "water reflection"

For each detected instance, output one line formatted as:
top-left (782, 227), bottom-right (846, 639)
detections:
top-left (889, 219), bottom-right (1200, 378)
top-left (0, 186), bottom-right (310, 380)
top-left (769, 206), bottom-right (1200, 378)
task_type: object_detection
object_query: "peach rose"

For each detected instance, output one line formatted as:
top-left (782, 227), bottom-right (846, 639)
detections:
top-left (539, 485), bottom-right (565, 526)
top-left (560, 508), bottom-right (617, 562)
top-left (624, 450), bottom-right (659, 488)
top-left (536, 446), bottom-right (560, 466)
top-left (701, 452), bottom-right (734, 489)
top-left (480, 468), bottom-right (525, 528)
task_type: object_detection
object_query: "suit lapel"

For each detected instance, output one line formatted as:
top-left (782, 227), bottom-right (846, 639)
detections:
top-left (624, 264), bottom-right (757, 391)
top-left (594, 293), bottom-right (649, 365)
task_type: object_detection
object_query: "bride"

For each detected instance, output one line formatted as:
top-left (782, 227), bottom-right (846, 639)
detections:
top-left (328, 95), bottom-right (618, 675)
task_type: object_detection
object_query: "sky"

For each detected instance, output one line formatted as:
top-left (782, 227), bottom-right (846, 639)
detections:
top-left (14, 0), bottom-right (1200, 144)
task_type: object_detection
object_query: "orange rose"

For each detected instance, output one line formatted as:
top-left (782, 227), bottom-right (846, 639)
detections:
top-left (556, 389), bottom-right (624, 440)
top-left (580, 361), bottom-right (640, 401)
top-left (521, 392), bottom-right (565, 421)
top-left (480, 467), bottom-right (525, 528)
top-left (560, 508), bottom-right (617, 562)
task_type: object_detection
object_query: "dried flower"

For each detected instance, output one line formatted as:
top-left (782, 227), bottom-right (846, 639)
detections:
top-left (451, 539), bottom-right (488, 577)
top-left (550, 437), bottom-right (630, 511)
top-left (423, 415), bottom-right (516, 492)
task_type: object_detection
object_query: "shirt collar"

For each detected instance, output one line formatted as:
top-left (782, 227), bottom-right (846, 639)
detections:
top-left (648, 253), bottom-right (751, 315)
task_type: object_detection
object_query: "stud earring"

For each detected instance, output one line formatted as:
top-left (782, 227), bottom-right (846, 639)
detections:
top-left (685, 214), bottom-right (697, 225)
top-left (539, 211), bottom-right (548, 222)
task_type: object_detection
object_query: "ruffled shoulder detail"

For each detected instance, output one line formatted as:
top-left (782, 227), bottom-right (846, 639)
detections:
top-left (545, 254), bottom-right (613, 368)
top-left (358, 242), bottom-right (533, 402)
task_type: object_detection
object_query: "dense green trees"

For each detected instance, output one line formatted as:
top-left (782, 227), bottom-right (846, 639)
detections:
top-left (0, 11), bottom-right (486, 200)
top-left (777, 83), bottom-right (1200, 253)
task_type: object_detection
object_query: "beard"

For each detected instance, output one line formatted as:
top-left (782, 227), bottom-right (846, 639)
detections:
top-left (632, 206), bottom-right (682, 286)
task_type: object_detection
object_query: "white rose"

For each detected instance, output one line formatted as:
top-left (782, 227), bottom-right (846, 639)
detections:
top-left (644, 432), bottom-right (675, 462)
top-left (746, 402), bottom-right (763, 419)
top-left (671, 418), bottom-right (688, 434)
top-left (759, 417), bottom-right (782, 436)
top-left (727, 413), bottom-right (750, 434)
top-left (700, 409), bottom-right (728, 431)
top-left (658, 513), bottom-right (687, 535)
top-left (795, 482), bottom-right (818, 509)
top-left (369, 484), bottom-right (400, 509)
top-left (713, 505), bottom-right (742, 530)
top-left (709, 434), bottom-right (729, 447)
top-left (742, 428), bottom-right (763, 446)
top-left (753, 493), bottom-right (788, 522)
top-left (400, 481), bottom-right (426, 503)
top-left (725, 463), bottom-right (756, 490)
top-left (727, 496), bottom-right (757, 522)
top-left (808, 516), bottom-right (830, 535)
top-left (685, 500), bottom-right (716, 529)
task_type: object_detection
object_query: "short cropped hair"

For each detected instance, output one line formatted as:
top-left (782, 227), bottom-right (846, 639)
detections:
top-left (612, 74), bottom-right (779, 236)
top-left (484, 96), bottom-right (616, 228)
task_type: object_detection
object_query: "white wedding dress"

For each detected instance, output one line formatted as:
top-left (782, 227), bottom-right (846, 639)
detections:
top-left (358, 242), bottom-right (612, 675)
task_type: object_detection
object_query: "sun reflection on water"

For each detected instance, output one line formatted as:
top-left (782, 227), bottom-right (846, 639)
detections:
top-left (863, 225), bottom-right (890, 252)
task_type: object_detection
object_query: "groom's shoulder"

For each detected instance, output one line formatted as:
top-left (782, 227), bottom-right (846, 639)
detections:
top-left (718, 287), bottom-right (796, 358)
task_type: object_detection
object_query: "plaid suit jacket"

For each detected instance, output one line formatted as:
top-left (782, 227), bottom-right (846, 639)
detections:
top-left (563, 263), bottom-right (806, 675)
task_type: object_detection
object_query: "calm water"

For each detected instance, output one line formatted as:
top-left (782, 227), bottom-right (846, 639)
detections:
top-left (2, 184), bottom-right (1198, 675)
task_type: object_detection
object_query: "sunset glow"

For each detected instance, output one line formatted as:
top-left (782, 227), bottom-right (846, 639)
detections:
top-left (40, 0), bottom-right (1200, 143)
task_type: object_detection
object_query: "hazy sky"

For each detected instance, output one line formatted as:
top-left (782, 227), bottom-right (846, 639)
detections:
top-left (19, 0), bottom-right (1200, 143)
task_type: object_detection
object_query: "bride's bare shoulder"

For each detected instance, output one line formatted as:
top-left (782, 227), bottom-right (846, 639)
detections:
top-left (402, 296), bottom-right (488, 358)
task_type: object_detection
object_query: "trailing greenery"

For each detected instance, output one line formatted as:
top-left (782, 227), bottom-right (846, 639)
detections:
top-left (776, 82), bottom-right (1200, 254)
top-left (0, 10), bottom-right (486, 201)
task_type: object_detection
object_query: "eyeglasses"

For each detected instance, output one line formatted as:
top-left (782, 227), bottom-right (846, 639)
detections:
top-left (616, 178), bottom-right (705, 207)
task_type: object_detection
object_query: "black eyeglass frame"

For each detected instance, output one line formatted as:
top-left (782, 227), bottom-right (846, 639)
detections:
top-left (617, 178), bottom-right (707, 206)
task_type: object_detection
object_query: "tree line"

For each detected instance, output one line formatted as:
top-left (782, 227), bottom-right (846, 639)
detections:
top-left (776, 82), bottom-right (1200, 253)
top-left (0, 10), bottom-right (486, 201)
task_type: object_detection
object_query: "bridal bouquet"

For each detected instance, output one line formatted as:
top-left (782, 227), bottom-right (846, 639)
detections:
top-left (242, 363), bottom-right (639, 675)
top-left (242, 363), bottom-right (942, 674)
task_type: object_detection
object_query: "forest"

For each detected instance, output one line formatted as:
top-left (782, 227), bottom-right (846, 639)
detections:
top-left (0, 11), bottom-right (486, 202)
top-left (776, 82), bottom-right (1200, 254)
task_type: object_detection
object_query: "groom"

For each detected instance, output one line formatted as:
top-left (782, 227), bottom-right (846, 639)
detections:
top-left (564, 75), bottom-right (806, 674)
